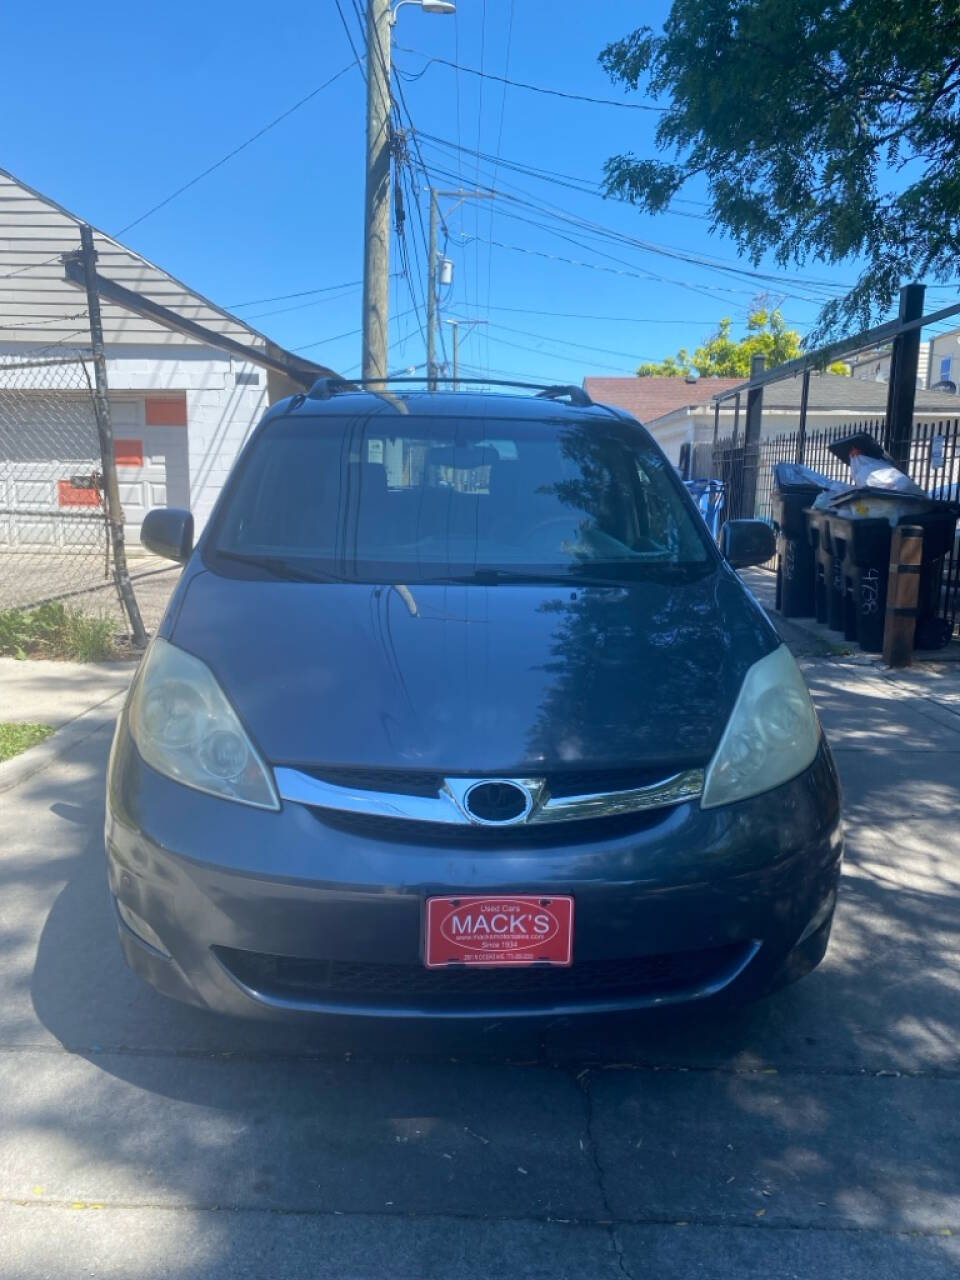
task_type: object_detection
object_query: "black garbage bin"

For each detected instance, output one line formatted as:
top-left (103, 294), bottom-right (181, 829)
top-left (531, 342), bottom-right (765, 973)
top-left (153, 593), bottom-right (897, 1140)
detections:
top-left (805, 509), bottom-right (846, 632)
top-left (771, 465), bottom-right (824, 617)
top-left (831, 503), bottom-right (960, 653)
top-left (834, 515), bottom-right (891, 651)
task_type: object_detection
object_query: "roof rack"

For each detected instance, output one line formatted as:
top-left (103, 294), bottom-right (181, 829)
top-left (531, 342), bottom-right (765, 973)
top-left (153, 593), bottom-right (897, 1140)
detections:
top-left (306, 375), bottom-right (593, 406)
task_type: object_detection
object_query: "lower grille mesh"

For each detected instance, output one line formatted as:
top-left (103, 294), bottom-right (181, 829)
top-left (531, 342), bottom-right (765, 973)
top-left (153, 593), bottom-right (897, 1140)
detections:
top-left (215, 942), bottom-right (750, 1009)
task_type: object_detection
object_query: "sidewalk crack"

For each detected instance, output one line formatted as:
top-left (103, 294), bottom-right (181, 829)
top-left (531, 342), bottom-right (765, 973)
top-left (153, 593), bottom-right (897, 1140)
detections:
top-left (572, 1066), bottom-right (635, 1280)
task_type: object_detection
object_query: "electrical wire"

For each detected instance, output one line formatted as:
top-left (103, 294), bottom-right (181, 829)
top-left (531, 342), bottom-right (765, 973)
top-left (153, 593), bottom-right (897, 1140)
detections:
top-left (115, 60), bottom-right (359, 236)
top-left (482, 319), bottom-right (657, 362)
top-left (1, 56), bottom-right (360, 285)
top-left (292, 304), bottom-right (419, 352)
top-left (418, 134), bottom-right (852, 298)
top-left (421, 152), bottom-right (849, 311)
top-left (473, 331), bottom-right (636, 374)
top-left (394, 46), bottom-right (665, 112)
top-left (0, 309), bottom-right (88, 333)
top-left (333, 0), bottom-right (367, 83)
top-left (227, 278), bottom-right (367, 308)
top-left (454, 301), bottom-right (811, 328)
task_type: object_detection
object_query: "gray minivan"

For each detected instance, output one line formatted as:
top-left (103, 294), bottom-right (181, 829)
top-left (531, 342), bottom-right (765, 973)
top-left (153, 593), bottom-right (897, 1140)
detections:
top-left (106, 381), bottom-right (842, 1019)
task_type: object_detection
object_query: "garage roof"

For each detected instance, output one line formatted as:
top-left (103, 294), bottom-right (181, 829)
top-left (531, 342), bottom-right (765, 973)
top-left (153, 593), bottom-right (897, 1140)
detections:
top-left (0, 167), bottom-right (288, 351)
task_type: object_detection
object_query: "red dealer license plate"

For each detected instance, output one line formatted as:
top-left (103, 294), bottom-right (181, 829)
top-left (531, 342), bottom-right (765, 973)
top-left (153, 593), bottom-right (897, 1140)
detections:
top-left (424, 896), bottom-right (575, 968)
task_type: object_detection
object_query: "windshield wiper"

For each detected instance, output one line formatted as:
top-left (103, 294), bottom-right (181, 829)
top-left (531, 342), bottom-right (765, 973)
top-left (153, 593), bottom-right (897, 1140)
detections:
top-left (214, 550), bottom-right (347, 583)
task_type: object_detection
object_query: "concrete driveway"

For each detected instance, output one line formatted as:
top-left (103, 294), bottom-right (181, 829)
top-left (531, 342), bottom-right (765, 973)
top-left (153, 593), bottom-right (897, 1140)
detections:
top-left (1, 656), bottom-right (959, 1278)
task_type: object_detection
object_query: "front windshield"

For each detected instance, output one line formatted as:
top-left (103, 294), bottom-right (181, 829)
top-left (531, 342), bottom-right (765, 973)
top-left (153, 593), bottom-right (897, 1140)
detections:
top-left (208, 410), bottom-right (713, 583)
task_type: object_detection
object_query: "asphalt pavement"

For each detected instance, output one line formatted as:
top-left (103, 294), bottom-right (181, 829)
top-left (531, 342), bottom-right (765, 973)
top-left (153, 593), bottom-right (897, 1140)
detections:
top-left (1, 638), bottom-right (960, 1277)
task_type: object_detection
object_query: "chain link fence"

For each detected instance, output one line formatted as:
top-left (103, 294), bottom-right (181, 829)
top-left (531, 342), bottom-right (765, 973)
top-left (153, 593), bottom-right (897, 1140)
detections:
top-left (0, 352), bottom-right (128, 626)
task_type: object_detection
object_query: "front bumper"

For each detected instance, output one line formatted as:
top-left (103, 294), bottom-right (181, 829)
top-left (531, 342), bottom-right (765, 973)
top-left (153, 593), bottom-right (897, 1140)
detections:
top-left (105, 723), bottom-right (843, 1020)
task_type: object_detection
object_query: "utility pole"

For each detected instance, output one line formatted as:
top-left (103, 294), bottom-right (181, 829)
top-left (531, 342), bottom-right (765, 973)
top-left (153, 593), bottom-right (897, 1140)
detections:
top-left (427, 190), bottom-right (439, 390)
top-left (428, 188), bottom-right (494, 391)
top-left (362, 0), bottom-right (392, 383)
top-left (362, 1), bottom-right (456, 384)
top-left (76, 225), bottom-right (147, 648)
top-left (443, 317), bottom-right (486, 391)
top-left (448, 318), bottom-right (458, 390)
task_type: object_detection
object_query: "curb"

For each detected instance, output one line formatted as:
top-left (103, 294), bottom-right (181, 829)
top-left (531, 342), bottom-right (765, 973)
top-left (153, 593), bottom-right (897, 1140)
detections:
top-left (0, 686), bottom-right (129, 794)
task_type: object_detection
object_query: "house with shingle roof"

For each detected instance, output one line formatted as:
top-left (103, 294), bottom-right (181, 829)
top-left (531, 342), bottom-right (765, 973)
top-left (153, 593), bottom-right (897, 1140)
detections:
top-left (584, 374), bottom-right (960, 466)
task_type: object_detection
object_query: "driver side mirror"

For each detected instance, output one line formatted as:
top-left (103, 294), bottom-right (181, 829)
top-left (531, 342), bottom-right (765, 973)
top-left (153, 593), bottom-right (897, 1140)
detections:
top-left (719, 519), bottom-right (775, 569)
top-left (141, 507), bottom-right (194, 564)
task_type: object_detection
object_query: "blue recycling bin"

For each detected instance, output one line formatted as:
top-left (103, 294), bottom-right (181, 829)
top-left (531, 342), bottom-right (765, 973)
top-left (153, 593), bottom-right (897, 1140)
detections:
top-left (684, 479), bottom-right (725, 540)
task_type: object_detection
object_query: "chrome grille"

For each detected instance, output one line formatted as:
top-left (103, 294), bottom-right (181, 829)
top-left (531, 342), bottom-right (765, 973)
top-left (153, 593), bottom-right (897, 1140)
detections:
top-left (275, 766), bottom-right (704, 827)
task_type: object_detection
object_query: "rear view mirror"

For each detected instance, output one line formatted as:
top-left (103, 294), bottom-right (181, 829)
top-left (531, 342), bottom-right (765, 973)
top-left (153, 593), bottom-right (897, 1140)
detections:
top-left (141, 507), bottom-right (194, 564)
top-left (719, 519), bottom-right (775, 569)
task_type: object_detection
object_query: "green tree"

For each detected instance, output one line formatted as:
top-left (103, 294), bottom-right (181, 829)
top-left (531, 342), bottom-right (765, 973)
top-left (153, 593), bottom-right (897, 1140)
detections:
top-left (637, 309), bottom-right (803, 377)
top-left (600, 1), bottom-right (960, 339)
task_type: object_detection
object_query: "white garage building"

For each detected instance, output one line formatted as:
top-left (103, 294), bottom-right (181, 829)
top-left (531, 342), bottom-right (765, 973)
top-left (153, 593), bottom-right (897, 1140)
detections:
top-left (0, 167), bottom-right (329, 555)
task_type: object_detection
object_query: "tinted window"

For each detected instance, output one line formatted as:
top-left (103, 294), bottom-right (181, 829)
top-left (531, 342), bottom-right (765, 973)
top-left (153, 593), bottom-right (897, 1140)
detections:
top-left (209, 410), bottom-right (712, 583)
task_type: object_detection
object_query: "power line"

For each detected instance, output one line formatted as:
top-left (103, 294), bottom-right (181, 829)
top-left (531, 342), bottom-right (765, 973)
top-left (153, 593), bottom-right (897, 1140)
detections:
top-left (292, 304), bottom-right (419, 352)
top-left (419, 134), bottom-right (851, 297)
top-left (418, 138), bottom-right (853, 312)
top-left (0, 309), bottom-right (88, 333)
top-left (421, 151), bottom-right (849, 310)
top-left (460, 231), bottom-right (746, 290)
top-left (478, 330), bottom-right (635, 374)
top-left (395, 45), bottom-right (665, 112)
top-left (484, 319), bottom-right (653, 362)
top-left (115, 60), bottom-right (359, 236)
top-left (239, 285), bottom-right (366, 322)
top-left (227, 278), bottom-right (366, 308)
top-left (455, 301), bottom-right (811, 328)
top-left (1, 57), bottom-right (360, 285)
top-left (459, 358), bottom-right (598, 384)
top-left (333, 0), bottom-right (367, 83)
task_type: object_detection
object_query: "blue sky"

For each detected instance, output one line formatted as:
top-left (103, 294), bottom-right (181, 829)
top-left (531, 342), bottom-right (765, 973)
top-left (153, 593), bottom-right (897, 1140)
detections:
top-left (0, 0), bottom-right (883, 382)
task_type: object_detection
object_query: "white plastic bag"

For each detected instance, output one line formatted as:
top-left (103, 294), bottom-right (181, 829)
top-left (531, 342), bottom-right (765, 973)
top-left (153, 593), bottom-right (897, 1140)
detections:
top-left (849, 453), bottom-right (925, 495)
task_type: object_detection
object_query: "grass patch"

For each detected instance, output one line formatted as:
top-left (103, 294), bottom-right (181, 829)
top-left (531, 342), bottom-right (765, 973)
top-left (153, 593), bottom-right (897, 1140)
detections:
top-left (0, 722), bottom-right (54, 762)
top-left (0, 602), bottom-right (117, 662)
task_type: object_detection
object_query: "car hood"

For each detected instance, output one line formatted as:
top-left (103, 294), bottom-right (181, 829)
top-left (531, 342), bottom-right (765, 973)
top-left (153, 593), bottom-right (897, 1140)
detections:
top-left (167, 565), bottom-right (778, 775)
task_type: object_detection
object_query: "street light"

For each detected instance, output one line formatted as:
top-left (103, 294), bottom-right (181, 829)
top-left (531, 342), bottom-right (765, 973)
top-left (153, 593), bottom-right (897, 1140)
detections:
top-left (390, 0), bottom-right (455, 19)
top-left (363, 0), bottom-right (456, 383)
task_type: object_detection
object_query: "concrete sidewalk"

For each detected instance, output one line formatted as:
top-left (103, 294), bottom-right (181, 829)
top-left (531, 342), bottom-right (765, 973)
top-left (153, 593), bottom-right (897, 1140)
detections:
top-left (0, 656), bottom-right (134, 728)
top-left (0, 656), bottom-right (135, 792)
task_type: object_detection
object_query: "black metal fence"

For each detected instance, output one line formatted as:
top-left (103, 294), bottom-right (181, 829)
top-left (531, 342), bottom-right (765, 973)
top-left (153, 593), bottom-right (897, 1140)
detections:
top-left (713, 418), bottom-right (886, 530)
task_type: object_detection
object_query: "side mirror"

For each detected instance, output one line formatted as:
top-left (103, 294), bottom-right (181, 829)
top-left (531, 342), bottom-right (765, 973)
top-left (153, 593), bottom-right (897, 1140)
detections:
top-left (141, 507), bottom-right (194, 564)
top-left (720, 519), bottom-right (775, 569)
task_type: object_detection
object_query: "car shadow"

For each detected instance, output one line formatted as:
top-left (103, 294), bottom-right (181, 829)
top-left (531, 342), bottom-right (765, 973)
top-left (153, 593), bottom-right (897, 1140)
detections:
top-left (5, 714), bottom-right (960, 1267)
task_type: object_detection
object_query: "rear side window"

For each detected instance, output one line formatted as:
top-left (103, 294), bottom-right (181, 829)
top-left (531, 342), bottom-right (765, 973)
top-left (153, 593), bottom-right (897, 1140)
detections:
top-left (209, 410), bottom-right (712, 583)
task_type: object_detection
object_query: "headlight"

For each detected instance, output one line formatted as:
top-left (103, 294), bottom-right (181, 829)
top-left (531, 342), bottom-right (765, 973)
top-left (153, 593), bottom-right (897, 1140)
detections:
top-left (701, 644), bottom-right (820, 809)
top-left (128, 638), bottom-right (279, 810)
